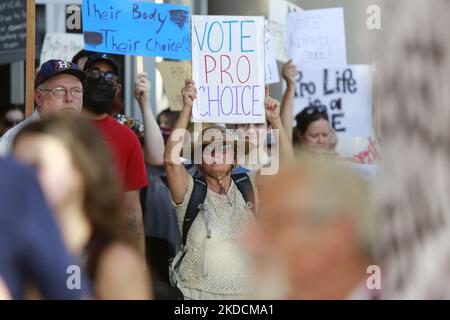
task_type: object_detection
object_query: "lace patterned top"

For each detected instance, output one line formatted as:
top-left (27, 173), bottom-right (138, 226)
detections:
top-left (172, 174), bottom-right (256, 299)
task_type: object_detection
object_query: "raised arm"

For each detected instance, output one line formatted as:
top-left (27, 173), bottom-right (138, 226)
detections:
top-left (280, 60), bottom-right (298, 141)
top-left (134, 72), bottom-right (165, 166)
top-left (164, 80), bottom-right (197, 204)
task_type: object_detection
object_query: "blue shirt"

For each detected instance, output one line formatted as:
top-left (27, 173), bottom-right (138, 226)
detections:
top-left (0, 158), bottom-right (88, 299)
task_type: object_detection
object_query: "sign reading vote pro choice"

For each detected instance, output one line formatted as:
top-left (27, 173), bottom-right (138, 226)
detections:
top-left (191, 15), bottom-right (265, 124)
top-left (82, 0), bottom-right (190, 60)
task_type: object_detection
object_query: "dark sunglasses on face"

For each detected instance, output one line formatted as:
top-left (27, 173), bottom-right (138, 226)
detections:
top-left (86, 67), bottom-right (119, 82)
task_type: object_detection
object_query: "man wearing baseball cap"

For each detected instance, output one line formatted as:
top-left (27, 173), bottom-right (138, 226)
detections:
top-left (0, 59), bottom-right (85, 156)
top-left (82, 53), bottom-right (148, 258)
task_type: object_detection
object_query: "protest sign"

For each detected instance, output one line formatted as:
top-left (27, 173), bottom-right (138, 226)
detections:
top-left (287, 7), bottom-right (347, 69)
top-left (156, 60), bottom-right (192, 111)
top-left (336, 136), bottom-right (380, 164)
top-left (268, 0), bottom-right (302, 62)
top-left (264, 20), bottom-right (279, 84)
top-left (0, 0), bottom-right (26, 65)
top-left (40, 33), bottom-right (84, 65)
top-left (82, 0), bottom-right (190, 60)
top-left (191, 15), bottom-right (265, 124)
top-left (292, 65), bottom-right (372, 137)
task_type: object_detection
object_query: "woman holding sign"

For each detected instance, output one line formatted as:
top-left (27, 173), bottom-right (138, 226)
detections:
top-left (164, 80), bottom-right (293, 300)
top-left (280, 61), bottom-right (337, 155)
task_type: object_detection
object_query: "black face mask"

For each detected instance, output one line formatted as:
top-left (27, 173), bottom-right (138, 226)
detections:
top-left (83, 77), bottom-right (116, 115)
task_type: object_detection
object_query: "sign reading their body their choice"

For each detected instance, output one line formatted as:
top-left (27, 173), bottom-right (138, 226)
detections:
top-left (82, 0), bottom-right (191, 60)
top-left (191, 15), bottom-right (265, 124)
top-left (293, 65), bottom-right (372, 138)
top-left (40, 33), bottom-right (84, 65)
top-left (287, 7), bottom-right (347, 69)
top-left (156, 61), bottom-right (192, 111)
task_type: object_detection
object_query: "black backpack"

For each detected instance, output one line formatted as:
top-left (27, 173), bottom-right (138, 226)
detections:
top-left (181, 172), bottom-right (255, 247)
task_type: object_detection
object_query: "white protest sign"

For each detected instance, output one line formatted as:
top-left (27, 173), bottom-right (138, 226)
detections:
top-left (39, 33), bottom-right (84, 65)
top-left (287, 7), bottom-right (347, 69)
top-left (268, 0), bottom-right (302, 62)
top-left (191, 15), bottom-right (266, 124)
top-left (264, 20), bottom-right (279, 84)
top-left (156, 60), bottom-right (192, 111)
top-left (292, 65), bottom-right (372, 137)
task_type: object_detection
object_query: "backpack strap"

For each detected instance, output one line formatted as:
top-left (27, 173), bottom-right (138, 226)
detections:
top-left (182, 176), bottom-right (207, 247)
top-left (231, 173), bottom-right (256, 214)
top-left (181, 173), bottom-right (255, 247)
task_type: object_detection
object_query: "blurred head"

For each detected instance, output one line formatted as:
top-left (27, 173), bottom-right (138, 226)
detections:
top-left (83, 54), bottom-right (122, 115)
top-left (1, 107), bottom-right (24, 133)
top-left (13, 115), bottom-right (131, 244)
top-left (34, 60), bottom-right (85, 117)
top-left (295, 105), bottom-right (336, 154)
top-left (245, 159), bottom-right (375, 299)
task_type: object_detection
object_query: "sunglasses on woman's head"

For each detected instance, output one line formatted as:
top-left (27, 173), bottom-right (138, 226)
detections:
top-left (303, 104), bottom-right (327, 115)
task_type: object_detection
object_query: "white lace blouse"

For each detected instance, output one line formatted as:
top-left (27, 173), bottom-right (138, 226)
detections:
top-left (172, 174), bottom-right (257, 299)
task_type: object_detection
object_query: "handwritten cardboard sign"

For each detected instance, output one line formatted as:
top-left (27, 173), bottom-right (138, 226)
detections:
top-left (264, 20), bottom-right (279, 84)
top-left (292, 65), bottom-right (372, 137)
top-left (287, 7), bottom-right (347, 68)
top-left (82, 0), bottom-right (191, 60)
top-left (40, 33), bottom-right (84, 65)
top-left (268, 0), bottom-right (302, 62)
top-left (191, 15), bottom-right (266, 124)
top-left (156, 60), bottom-right (192, 111)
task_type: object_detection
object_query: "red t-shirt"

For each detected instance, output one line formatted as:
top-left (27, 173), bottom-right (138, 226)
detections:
top-left (93, 115), bottom-right (148, 191)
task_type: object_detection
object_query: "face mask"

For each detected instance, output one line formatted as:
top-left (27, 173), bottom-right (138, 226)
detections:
top-left (83, 77), bottom-right (116, 114)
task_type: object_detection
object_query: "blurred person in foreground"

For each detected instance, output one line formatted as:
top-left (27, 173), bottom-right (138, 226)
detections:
top-left (13, 115), bottom-right (151, 299)
top-left (374, 0), bottom-right (450, 299)
top-left (244, 159), bottom-right (379, 299)
top-left (0, 106), bottom-right (24, 137)
top-left (0, 158), bottom-right (88, 299)
top-left (0, 60), bottom-right (85, 156)
top-left (0, 277), bottom-right (11, 300)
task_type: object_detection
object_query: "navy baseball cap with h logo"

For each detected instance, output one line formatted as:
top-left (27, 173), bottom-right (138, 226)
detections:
top-left (35, 60), bottom-right (86, 88)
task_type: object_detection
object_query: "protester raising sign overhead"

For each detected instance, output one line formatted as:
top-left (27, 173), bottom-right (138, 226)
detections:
top-left (287, 7), bottom-right (347, 69)
top-left (82, 0), bottom-right (191, 60)
top-left (191, 15), bottom-right (266, 124)
top-left (292, 65), bottom-right (373, 138)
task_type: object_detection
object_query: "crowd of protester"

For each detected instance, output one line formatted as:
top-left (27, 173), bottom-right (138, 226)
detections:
top-left (1, 0), bottom-right (449, 300)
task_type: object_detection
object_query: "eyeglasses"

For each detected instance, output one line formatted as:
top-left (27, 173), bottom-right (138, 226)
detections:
top-left (86, 67), bottom-right (119, 82)
top-left (38, 87), bottom-right (83, 99)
